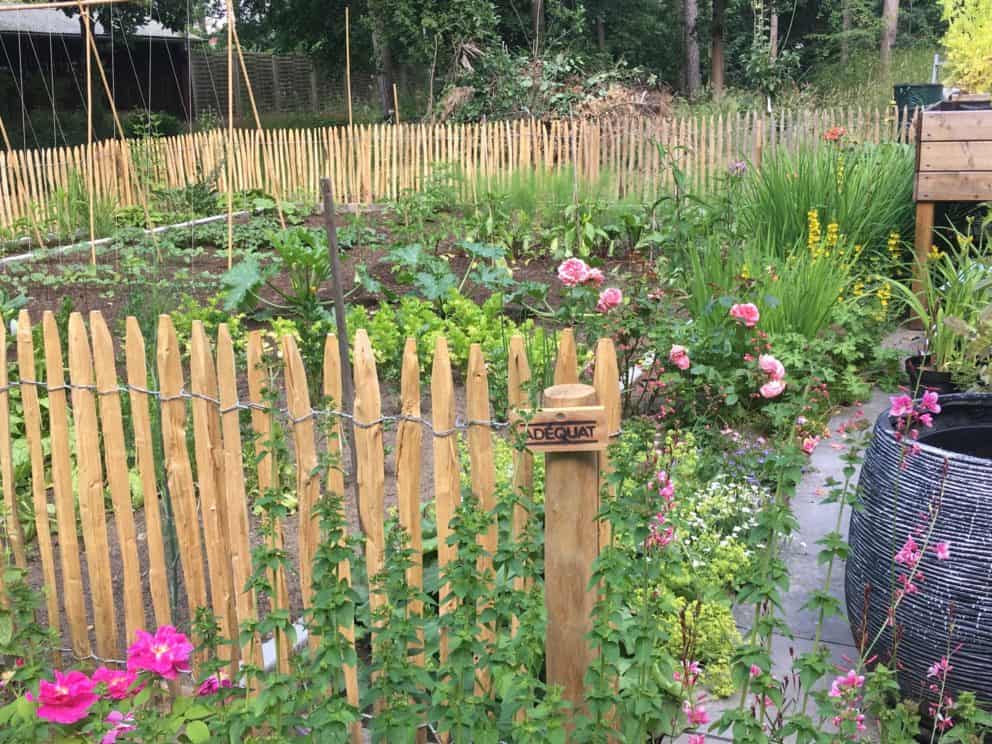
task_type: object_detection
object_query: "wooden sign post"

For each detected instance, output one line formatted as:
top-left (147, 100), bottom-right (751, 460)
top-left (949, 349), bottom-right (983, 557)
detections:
top-left (527, 383), bottom-right (607, 717)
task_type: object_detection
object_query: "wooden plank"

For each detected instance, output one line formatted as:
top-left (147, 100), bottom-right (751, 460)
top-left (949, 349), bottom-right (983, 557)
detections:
top-left (353, 330), bottom-right (386, 618)
top-left (281, 334), bottom-right (320, 606)
top-left (466, 344), bottom-right (497, 569)
top-left (396, 337), bottom-right (426, 740)
top-left (189, 322), bottom-right (238, 670)
top-left (16, 312), bottom-right (72, 652)
top-left (431, 335), bottom-right (459, 659)
top-left (323, 334), bottom-right (363, 744)
top-left (554, 328), bottom-right (579, 385)
top-left (921, 111), bottom-right (992, 142)
top-left (156, 315), bottom-right (209, 637)
top-left (918, 141), bottom-right (992, 172)
top-left (396, 338), bottom-right (424, 663)
top-left (90, 311), bottom-right (146, 643)
top-left (125, 317), bottom-right (171, 628)
top-left (593, 338), bottom-right (621, 552)
top-left (245, 331), bottom-right (291, 674)
top-left (915, 172), bottom-right (992, 201)
top-left (216, 324), bottom-right (260, 669)
top-left (0, 321), bottom-right (26, 569)
top-left (507, 335), bottom-right (533, 618)
top-left (65, 312), bottom-right (117, 657)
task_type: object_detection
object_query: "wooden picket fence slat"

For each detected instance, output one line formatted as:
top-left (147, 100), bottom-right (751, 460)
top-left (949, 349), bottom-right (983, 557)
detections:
top-left (0, 107), bottom-right (918, 232)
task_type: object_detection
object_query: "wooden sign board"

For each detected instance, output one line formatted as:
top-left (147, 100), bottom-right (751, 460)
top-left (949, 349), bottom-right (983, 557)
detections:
top-left (520, 405), bottom-right (608, 453)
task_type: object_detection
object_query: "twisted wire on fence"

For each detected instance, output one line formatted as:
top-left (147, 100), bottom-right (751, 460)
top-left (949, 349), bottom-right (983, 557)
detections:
top-left (0, 377), bottom-right (622, 437)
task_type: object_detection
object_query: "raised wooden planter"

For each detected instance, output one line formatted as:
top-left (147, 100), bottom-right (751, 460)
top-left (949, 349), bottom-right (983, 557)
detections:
top-left (913, 96), bottom-right (992, 270)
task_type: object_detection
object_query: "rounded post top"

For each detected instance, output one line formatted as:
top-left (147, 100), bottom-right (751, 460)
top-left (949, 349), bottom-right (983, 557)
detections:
top-left (543, 383), bottom-right (597, 408)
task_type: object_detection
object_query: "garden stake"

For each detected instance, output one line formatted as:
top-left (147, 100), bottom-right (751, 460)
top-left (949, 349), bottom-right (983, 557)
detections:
top-left (321, 177), bottom-right (361, 533)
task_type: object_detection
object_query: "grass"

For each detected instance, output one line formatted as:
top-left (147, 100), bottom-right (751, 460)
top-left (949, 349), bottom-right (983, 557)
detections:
top-left (806, 45), bottom-right (939, 109)
top-left (736, 142), bottom-right (915, 259)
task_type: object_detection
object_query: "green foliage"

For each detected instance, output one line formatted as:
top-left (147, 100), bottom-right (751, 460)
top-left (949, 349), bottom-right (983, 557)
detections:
top-left (737, 142), bottom-right (915, 262)
top-left (940, 0), bottom-right (992, 91)
top-left (889, 224), bottom-right (992, 375)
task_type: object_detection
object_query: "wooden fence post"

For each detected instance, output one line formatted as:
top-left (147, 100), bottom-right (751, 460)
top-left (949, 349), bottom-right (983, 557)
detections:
top-left (542, 382), bottom-right (601, 718)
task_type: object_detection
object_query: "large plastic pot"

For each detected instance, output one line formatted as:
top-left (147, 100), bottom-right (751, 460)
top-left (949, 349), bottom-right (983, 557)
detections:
top-left (846, 393), bottom-right (992, 704)
top-left (893, 83), bottom-right (944, 128)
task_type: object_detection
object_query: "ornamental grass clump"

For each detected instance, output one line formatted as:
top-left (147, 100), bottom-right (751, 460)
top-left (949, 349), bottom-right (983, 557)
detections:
top-left (737, 141), bottom-right (914, 261)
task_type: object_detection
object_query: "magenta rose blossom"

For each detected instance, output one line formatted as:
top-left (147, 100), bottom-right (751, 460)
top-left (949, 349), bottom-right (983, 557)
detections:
top-left (197, 673), bottom-right (234, 697)
top-left (669, 344), bottom-right (691, 370)
top-left (729, 302), bottom-right (760, 327)
top-left (596, 287), bottom-right (623, 313)
top-left (92, 667), bottom-right (140, 701)
top-left (127, 626), bottom-right (194, 680)
top-left (26, 670), bottom-right (98, 724)
top-left (557, 257), bottom-right (591, 287)
top-left (760, 379), bottom-right (786, 399)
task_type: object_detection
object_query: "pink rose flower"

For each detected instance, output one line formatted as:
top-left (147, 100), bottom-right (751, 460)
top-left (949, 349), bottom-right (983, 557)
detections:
top-left (933, 542), bottom-right (951, 561)
top-left (596, 287), bottom-right (623, 313)
top-left (557, 257), bottom-right (590, 287)
top-left (760, 379), bottom-right (786, 399)
top-left (26, 670), bottom-right (98, 724)
top-left (688, 736), bottom-right (706, 744)
top-left (126, 626), bottom-right (193, 680)
top-left (669, 344), bottom-right (691, 370)
top-left (749, 664), bottom-right (761, 678)
top-left (585, 267), bottom-right (605, 286)
top-left (92, 667), bottom-right (140, 700)
top-left (889, 394), bottom-right (913, 418)
top-left (729, 302), bottom-right (760, 327)
top-left (101, 711), bottom-right (136, 744)
top-left (758, 354), bottom-right (785, 381)
top-left (801, 436), bottom-right (820, 455)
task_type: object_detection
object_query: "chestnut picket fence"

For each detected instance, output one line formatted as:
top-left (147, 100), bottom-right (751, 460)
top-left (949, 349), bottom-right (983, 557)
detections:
top-left (0, 106), bottom-right (920, 233)
top-left (0, 309), bottom-right (621, 739)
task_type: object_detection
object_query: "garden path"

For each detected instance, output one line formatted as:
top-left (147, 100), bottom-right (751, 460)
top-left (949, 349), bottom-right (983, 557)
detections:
top-left (683, 324), bottom-right (920, 742)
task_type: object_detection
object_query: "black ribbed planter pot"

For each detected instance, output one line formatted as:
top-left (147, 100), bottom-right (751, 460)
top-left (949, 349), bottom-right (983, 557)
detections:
top-left (846, 393), bottom-right (992, 705)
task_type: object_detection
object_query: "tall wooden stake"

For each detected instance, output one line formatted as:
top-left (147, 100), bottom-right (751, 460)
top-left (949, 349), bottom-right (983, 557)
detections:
top-left (393, 83), bottom-right (400, 124)
top-left (225, 0), bottom-right (235, 268)
top-left (81, 4), bottom-right (95, 263)
top-left (345, 6), bottom-right (353, 128)
top-left (320, 177), bottom-right (359, 523)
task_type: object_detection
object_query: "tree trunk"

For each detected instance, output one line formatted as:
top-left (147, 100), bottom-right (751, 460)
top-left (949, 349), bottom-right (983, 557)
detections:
top-left (597, 15), bottom-right (606, 52)
top-left (841, 0), bottom-right (851, 63)
top-left (769, 12), bottom-right (778, 60)
top-left (532, 0), bottom-right (545, 56)
top-left (684, 0), bottom-right (701, 97)
top-left (371, 25), bottom-right (396, 119)
top-left (711, 0), bottom-right (725, 98)
top-left (880, 0), bottom-right (899, 72)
